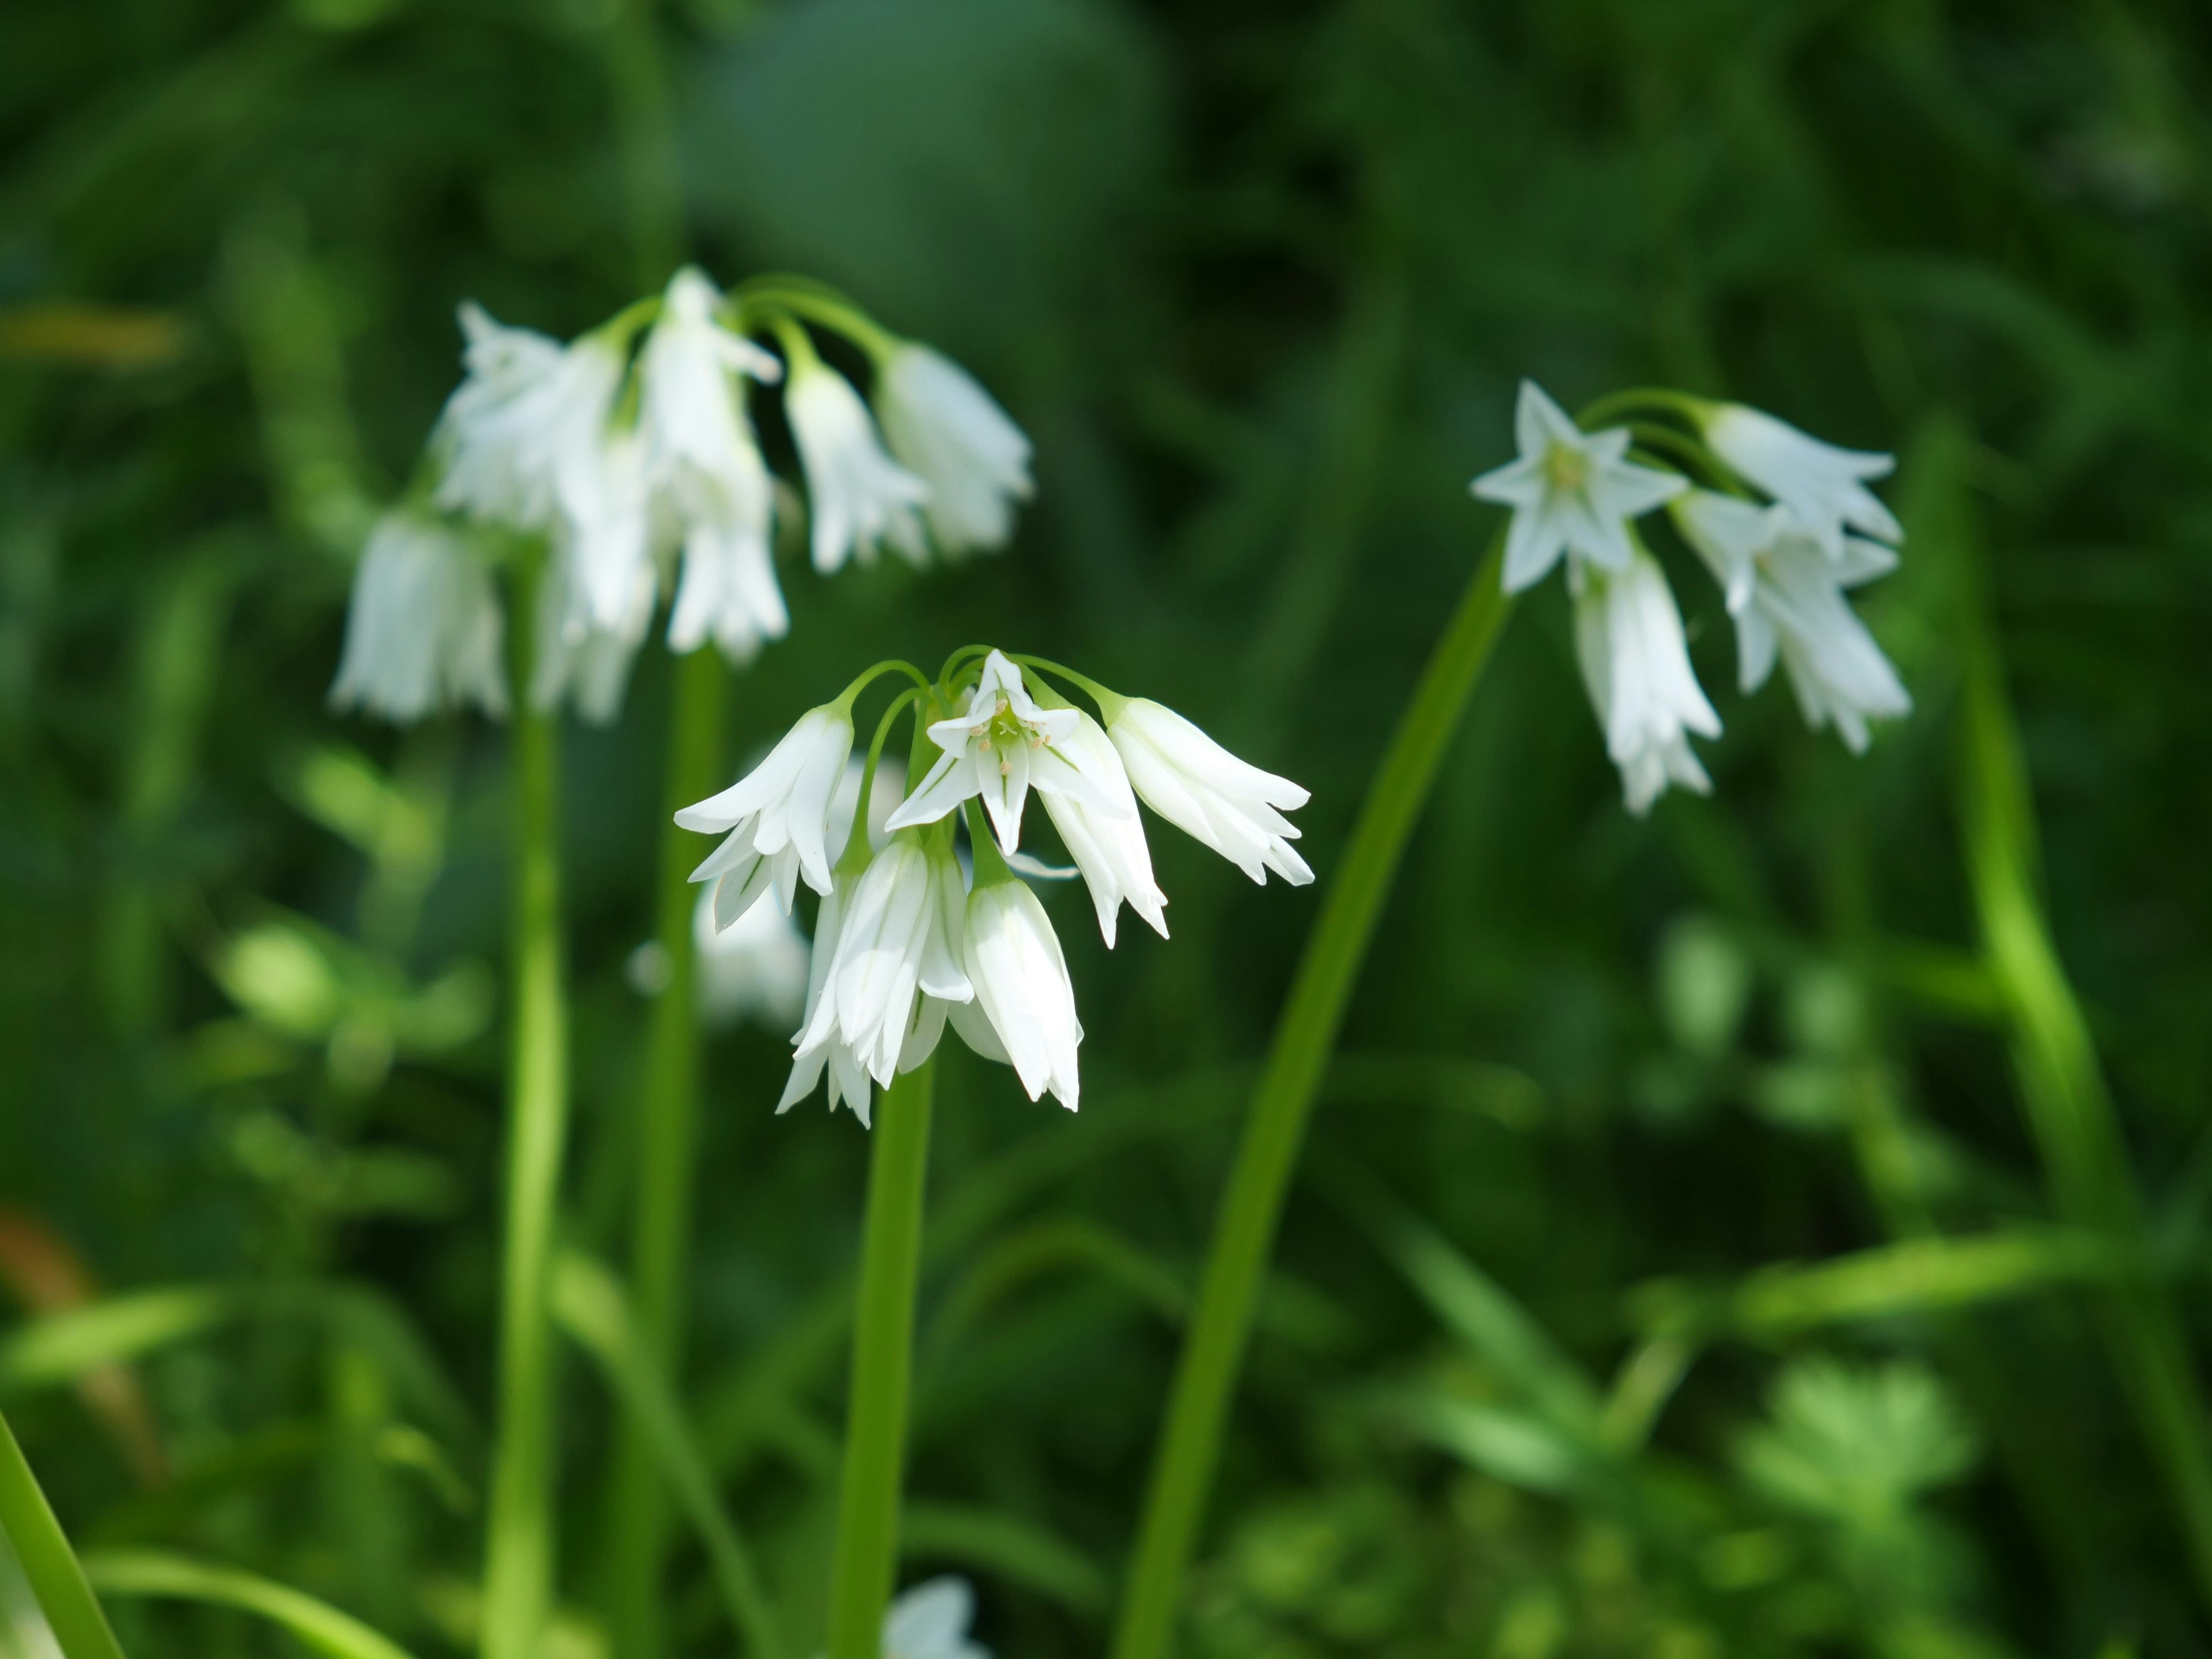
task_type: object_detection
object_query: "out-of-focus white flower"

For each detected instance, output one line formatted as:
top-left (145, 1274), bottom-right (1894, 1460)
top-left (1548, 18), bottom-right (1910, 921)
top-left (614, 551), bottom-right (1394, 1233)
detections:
top-left (677, 704), bottom-right (855, 919)
top-left (1104, 698), bottom-right (1312, 886)
top-left (1471, 380), bottom-right (1687, 593)
top-left (882, 1577), bottom-right (991, 1659)
top-left (1039, 709), bottom-right (1165, 946)
top-left (887, 651), bottom-right (1116, 857)
top-left (642, 268), bottom-right (789, 663)
top-left (529, 534), bottom-right (655, 726)
top-left (787, 358), bottom-right (929, 573)
top-left (962, 875), bottom-right (1082, 1111)
top-left (789, 834), bottom-right (971, 1097)
top-left (874, 343), bottom-right (1033, 555)
top-left (434, 303), bottom-right (626, 541)
top-left (1572, 547), bottom-right (1721, 816)
top-left (329, 512), bottom-right (507, 722)
top-left (1699, 402), bottom-right (1902, 559)
top-left (692, 885), bottom-right (809, 1031)
top-left (1672, 490), bottom-right (1911, 754)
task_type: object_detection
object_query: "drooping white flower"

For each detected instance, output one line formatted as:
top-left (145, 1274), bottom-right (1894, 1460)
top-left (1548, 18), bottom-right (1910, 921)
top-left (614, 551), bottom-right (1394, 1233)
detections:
top-left (529, 532), bottom-right (656, 726)
top-left (1104, 699), bottom-right (1312, 886)
top-left (434, 303), bottom-right (626, 540)
top-left (787, 358), bottom-right (929, 573)
top-left (1699, 402), bottom-right (1902, 559)
top-left (962, 875), bottom-right (1082, 1111)
top-left (329, 512), bottom-right (508, 722)
top-left (677, 704), bottom-right (855, 919)
top-left (693, 885), bottom-right (809, 1032)
top-left (882, 1577), bottom-right (991, 1659)
top-left (561, 425), bottom-right (656, 640)
top-left (793, 834), bottom-right (971, 1090)
top-left (642, 268), bottom-right (790, 662)
top-left (777, 877), bottom-right (876, 1125)
top-left (1471, 380), bottom-right (1688, 593)
top-left (1572, 547), bottom-right (1721, 816)
top-left (1672, 490), bottom-right (1912, 754)
top-left (1039, 710), bottom-right (1166, 946)
top-left (887, 651), bottom-right (1119, 857)
top-left (874, 343), bottom-right (1033, 554)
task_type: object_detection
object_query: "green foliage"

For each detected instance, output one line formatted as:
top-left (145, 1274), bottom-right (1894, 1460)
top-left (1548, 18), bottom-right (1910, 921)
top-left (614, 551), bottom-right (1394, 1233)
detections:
top-left (4, 0), bottom-right (2211, 1655)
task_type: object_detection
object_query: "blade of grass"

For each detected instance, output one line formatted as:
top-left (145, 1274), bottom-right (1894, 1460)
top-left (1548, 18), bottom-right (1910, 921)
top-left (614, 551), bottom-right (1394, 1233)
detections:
top-left (81, 1550), bottom-right (414, 1659)
top-left (0, 1411), bottom-right (123, 1659)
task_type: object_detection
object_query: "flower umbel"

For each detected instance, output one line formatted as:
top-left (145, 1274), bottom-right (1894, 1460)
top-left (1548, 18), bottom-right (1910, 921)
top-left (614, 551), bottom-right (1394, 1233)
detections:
top-left (1471, 380), bottom-right (1687, 593)
top-left (329, 512), bottom-right (507, 722)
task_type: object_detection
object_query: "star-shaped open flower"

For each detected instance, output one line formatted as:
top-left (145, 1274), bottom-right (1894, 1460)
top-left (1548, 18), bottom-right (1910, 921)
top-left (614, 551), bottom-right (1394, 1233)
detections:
top-left (885, 650), bottom-right (1123, 857)
top-left (1471, 380), bottom-right (1687, 593)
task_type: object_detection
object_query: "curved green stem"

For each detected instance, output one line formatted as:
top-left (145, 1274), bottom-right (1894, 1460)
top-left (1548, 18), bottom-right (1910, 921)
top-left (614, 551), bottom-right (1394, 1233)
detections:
top-left (0, 1407), bottom-right (127, 1659)
top-left (1575, 386), bottom-right (1711, 432)
top-left (482, 548), bottom-right (573, 1659)
top-left (734, 283), bottom-right (899, 362)
top-left (1109, 535), bottom-right (1513, 1659)
top-left (1009, 654), bottom-right (1120, 716)
top-left (603, 647), bottom-right (725, 1658)
top-left (825, 1062), bottom-right (938, 1659)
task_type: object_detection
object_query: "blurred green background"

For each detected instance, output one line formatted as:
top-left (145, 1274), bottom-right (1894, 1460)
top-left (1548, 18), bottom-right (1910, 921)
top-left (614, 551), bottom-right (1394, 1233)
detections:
top-left (5, 0), bottom-right (2212, 1654)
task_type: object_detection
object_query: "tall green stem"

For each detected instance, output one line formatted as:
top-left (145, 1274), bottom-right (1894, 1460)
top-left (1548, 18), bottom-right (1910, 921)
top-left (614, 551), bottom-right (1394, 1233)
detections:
top-left (825, 1062), bottom-right (937, 1659)
top-left (604, 647), bottom-right (725, 1656)
top-left (0, 1407), bottom-right (126, 1659)
top-left (1111, 540), bottom-right (1512, 1659)
top-left (482, 552), bottom-right (573, 1659)
top-left (1949, 460), bottom-right (2212, 1611)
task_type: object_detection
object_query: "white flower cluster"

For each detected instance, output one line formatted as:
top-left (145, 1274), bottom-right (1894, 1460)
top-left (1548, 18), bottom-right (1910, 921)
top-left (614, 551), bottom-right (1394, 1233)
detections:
top-left (1471, 381), bottom-right (1911, 813)
top-left (676, 650), bottom-right (1310, 1125)
top-left (330, 267), bottom-right (1032, 725)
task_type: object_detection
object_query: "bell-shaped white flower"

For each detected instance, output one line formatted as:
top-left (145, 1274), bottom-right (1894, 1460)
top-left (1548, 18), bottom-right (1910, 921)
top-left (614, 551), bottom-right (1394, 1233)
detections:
top-left (677, 703), bottom-right (855, 918)
top-left (962, 873), bottom-right (1082, 1111)
top-left (561, 425), bottom-right (656, 639)
top-left (777, 877), bottom-right (877, 1126)
top-left (787, 358), bottom-right (929, 573)
top-left (794, 834), bottom-right (972, 1090)
top-left (329, 512), bottom-right (508, 723)
top-left (1471, 380), bottom-right (1687, 593)
top-left (642, 268), bottom-right (790, 662)
top-left (882, 1577), bottom-right (991, 1659)
top-left (1673, 490), bottom-right (1911, 754)
top-left (693, 885), bottom-right (809, 1032)
top-left (874, 343), bottom-right (1033, 554)
top-left (1039, 709), bottom-right (1166, 947)
top-left (886, 651), bottom-right (1120, 857)
top-left (1103, 698), bottom-right (1312, 886)
top-left (1572, 547), bottom-right (1721, 816)
top-left (434, 303), bottom-right (626, 539)
top-left (529, 535), bottom-right (655, 726)
top-left (1699, 402), bottom-right (1901, 559)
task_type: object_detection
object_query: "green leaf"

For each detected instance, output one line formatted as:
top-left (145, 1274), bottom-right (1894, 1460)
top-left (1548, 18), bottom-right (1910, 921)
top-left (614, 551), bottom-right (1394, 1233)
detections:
top-left (81, 1550), bottom-right (417, 1659)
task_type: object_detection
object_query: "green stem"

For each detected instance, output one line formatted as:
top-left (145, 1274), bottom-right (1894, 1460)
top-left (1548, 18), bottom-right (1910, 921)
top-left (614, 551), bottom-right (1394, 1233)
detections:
top-left (1110, 537), bottom-right (1513, 1659)
top-left (825, 1061), bottom-right (937, 1659)
top-left (1953, 499), bottom-right (2212, 1613)
top-left (0, 1407), bottom-right (127, 1659)
top-left (482, 551), bottom-right (573, 1659)
top-left (603, 647), bottom-right (725, 1658)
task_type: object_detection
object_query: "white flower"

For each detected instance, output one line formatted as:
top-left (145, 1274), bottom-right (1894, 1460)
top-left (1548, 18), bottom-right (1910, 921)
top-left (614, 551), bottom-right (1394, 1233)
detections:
top-left (642, 269), bottom-right (789, 662)
top-left (1471, 380), bottom-right (1688, 593)
top-left (1571, 547), bottom-right (1721, 816)
top-left (529, 533), bottom-right (655, 725)
top-left (1104, 699), bottom-right (1312, 886)
top-left (792, 834), bottom-right (971, 1091)
top-left (1672, 490), bottom-right (1912, 754)
top-left (787, 358), bottom-right (929, 573)
top-left (962, 876), bottom-right (1082, 1111)
top-left (1039, 710), bottom-right (1166, 946)
top-left (434, 303), bottom-right (625, 540)
top-left (1699, 402), bottom-right (1902, 559)
top-left (329, 512), bottom-right (507, 722)
top-left (882, 1577), bottom-right (991, 1659)
top-left (677, 704), bottom-right (855, 918)
top-left (777, 877), bottom-right (876, 1125)
top-left (561, 425), bottom-right (656, 640)
top-left (874, 344), bottom-right (1033, 554)
top-left (693, 885), bottom-right (809, 1032)
top-left (886, 651), bottom-right (1120, 857)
